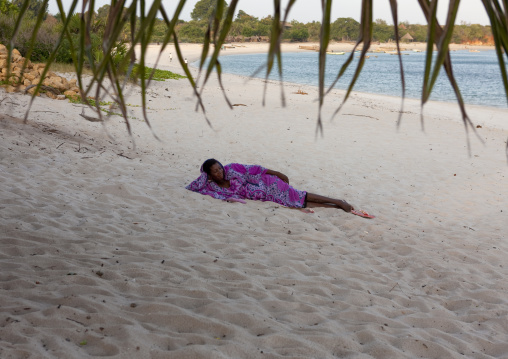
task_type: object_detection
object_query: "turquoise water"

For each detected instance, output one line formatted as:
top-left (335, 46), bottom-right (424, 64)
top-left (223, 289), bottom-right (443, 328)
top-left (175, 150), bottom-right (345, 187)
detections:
top-left (200, 50), bottom-right (508, 108)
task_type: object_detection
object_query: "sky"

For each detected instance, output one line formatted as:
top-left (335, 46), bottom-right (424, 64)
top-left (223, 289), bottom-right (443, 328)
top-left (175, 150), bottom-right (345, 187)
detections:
top-left (47, 0), bottom-right (492, 26)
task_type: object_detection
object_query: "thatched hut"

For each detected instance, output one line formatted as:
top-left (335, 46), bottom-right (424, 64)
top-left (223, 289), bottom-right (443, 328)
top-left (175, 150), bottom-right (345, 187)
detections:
top-left (401, 33), bottom-right (414, 42)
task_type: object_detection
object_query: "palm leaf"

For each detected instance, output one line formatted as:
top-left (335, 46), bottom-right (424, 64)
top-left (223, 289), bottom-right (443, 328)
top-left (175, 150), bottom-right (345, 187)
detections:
top-left (20, 0), bottom-right (79, 122)
top-left (480, 0), bottom-right (508, 159)
top-left (420, 0), bottom-right (437, 115)
top-left (427, 0), bottom-right (460, 98)
top-left (246, 0), bottom-right (295, 97)
top-left (482, 0), bottom-right (508, 105)
top-left (271, 0), bottom-right (297, 106)
top-left (419, 0), bottom-right (484, 153)
top-left (328, 0), bottom-right (372, 120)
top-left (262, 0), bottom-right (286, 106)
top-left (198, 0), bottom-right (239, 109)
top-left (5, 0), bottom-right (30, 86)
top-left (173, 31), bottom-right (211, 127)
top-left (316, 0), bottom-right (332, 135)
top-left (388, 0), bottom-right (406, 127)
top-left (17, 0), bottom-right (49, 80)
top-left (419, 0), bottom-right (479, 135)
top-left (145, 2), bottom-right (185, 80)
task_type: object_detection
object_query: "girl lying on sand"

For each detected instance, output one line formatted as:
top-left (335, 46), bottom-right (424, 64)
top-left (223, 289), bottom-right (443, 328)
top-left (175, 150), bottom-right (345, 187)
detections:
top-left (186, 159), bottom-right (353, 212)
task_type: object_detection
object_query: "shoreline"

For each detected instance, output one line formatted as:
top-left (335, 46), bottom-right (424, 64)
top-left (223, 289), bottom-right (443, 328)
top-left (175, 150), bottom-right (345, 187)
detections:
top-left (147, 41), bottom-right (496, 63)
top-left (138, 42), bottom-right (508, 131)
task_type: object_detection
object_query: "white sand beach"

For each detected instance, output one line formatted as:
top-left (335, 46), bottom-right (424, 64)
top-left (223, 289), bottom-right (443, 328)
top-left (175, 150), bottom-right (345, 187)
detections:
top-left (1, 43), bottom-right (507, 358)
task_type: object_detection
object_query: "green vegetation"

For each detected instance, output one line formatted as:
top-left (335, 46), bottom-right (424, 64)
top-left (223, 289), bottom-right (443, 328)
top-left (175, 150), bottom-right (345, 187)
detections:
top-left (87, 98), bottom-right (113, 108)
top-left (175, 14), bottom-right (494, 44)
top-left (66, 95), bottom-right (112, 107)
top-left (66, 95), bottom-right (123, 117)
top-left (65, 95), bottom-right (171, 118)
top-left (0, 2), bottom-right (127, 66)
top-left (12, 0), bottom-right (47, 19)
top-left (131, 65), bottom-right (187, 81)
top-left (191, 0), bottom-right (228, 21)
top-left (0, 0), bottom-right (17, 14)
top-left (49, 62), bottom-right (93, 75)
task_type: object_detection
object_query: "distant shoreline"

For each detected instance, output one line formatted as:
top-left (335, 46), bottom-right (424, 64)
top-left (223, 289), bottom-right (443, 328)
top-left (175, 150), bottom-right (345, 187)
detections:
top-left (147, 41), bottom-right (496, 64)
top-left (325, 41), bottom-right (495, 52)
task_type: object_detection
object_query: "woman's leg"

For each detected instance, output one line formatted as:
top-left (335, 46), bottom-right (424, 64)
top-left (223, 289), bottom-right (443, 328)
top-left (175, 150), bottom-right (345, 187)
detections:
top-left (305, 192), bottom-right (354, 212)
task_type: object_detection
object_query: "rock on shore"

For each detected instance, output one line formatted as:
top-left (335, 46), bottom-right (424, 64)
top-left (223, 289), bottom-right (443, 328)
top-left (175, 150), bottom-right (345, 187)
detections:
top-left (0, 43), bottom-right (80, 100)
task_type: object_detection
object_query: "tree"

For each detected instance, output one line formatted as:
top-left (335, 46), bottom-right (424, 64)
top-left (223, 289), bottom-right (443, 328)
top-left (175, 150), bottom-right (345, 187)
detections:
top-left (235, 10), bottom-right (257, 23)
top-left (228, 21), bottom-right (242, 37)
top-left (178, 20), bottom-right (207, 42)
top-left (152, 18), bottom-right (170, 43)
top-left (191, 0), bottom-right (229, 21)
top-left (0, 0), bottom-right (17, 15)
top-left (470, 24), bottom-right (486, 41)
top-left (96, 4), bottom-right (111, 21)
top-left (259, 15), bottom-right (273, 26)
top-left (13, 0), bottom-right (47, 19)
top-left (255, 22), bottom-right (270, 37)
top-left (372, 18), bottom-right (394, 42)
top-left (67, 13), bottom-right (81, 34)
top-left (405, 23), bottom-right (427, 42)
top-left (306, 21), bottom-right (322, 42)
top-left (233, 9), bottom-right (260, 37)
top-left (330, 17), bottom-right (359, 41)
top-left (241, 25), bottom-right (253, 37)
top-left (286, 21), bottom-right (308, 42)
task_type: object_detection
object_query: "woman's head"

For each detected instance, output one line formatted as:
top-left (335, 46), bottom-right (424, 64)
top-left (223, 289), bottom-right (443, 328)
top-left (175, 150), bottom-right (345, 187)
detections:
top-left (202, 158), bottom-right (224, 182)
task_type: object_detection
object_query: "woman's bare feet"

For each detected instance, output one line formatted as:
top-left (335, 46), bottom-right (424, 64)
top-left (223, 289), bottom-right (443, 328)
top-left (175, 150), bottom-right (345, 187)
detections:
top-left (305, 192), bottom-right (354, 212)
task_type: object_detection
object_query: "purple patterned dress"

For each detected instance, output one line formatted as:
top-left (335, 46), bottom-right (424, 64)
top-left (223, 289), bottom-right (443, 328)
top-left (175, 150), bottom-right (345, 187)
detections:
top-left (186, 163), bottom-right (307, 208)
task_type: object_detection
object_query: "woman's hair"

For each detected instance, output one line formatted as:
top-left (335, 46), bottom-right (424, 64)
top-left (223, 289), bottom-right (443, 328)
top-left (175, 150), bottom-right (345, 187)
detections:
top-left (201, 158), bottom-right (222, 175)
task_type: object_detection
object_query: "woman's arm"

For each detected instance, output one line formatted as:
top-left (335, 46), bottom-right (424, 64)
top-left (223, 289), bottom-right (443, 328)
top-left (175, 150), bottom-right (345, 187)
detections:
top-left (265, 169), bottom-right (289, 184)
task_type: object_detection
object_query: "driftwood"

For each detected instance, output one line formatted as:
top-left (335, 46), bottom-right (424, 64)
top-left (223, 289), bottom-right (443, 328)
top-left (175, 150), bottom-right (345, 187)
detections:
top-left (24, 84), bottom-right (60, 95)
top-left (117, 153), bottom-right (133, 159)
top-left (0, 96), bottom-right (19, 106)
top-left (343, 113), bottom-right (380, 121)
top-left (79, 108), bottom-right (103, 122)
top-left (298, 45), bottom-right (319, 51)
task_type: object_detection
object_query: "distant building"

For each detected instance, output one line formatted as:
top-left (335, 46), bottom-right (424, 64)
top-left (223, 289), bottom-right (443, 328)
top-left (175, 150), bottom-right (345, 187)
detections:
top-left (401, 33), bottom-right (414, 42)
top-left (281, 21), bottom-right (293, 30)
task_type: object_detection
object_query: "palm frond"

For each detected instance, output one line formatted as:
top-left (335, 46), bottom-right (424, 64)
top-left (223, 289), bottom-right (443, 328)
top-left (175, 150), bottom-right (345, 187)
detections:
top-left (419, 0), bottom-right (481, 146)
top-left (316, 0), bottom-right (332, 135)
top-left (482, 0), bottom-right (508, 106)
top-left (328, 0), bottom-right (373, 120)
top-left (198, 0), bottom-right (240, 109)
top-left (6, 0), bottom-right (31, 87)
top-left (388, 0), bottom-right (406, 128)
top-left (20, 0), bottom-right (79, 122)
top-left (173, 31), bottom-right (212, 127)
top-left (18, 0), bottom-right (49, 78)
top-left (262, 0), bottom-right (284, 107)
